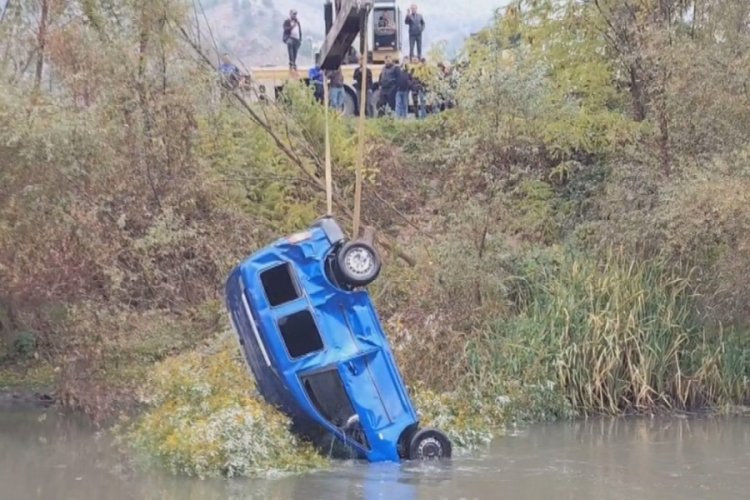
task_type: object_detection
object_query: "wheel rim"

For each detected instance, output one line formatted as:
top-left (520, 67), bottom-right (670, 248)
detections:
top-left (344, 247), bottom-right (375, 277)
top-left (417, 436), bottom-right (443, 458)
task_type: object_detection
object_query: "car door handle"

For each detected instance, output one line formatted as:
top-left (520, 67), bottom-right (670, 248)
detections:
top-left (346, 361), bottom-right (358, 375)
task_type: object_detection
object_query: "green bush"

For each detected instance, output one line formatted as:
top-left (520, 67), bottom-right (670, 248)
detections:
top-left (12, 331), bottom-right (37, 359)
top-left (410, 385), bottom-right (495, 452)
top-left (123, 338), bottom-right (325, 478)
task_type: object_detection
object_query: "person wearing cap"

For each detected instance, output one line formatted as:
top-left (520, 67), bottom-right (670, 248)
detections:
top-left (283, 10), bottom-right (302, 70)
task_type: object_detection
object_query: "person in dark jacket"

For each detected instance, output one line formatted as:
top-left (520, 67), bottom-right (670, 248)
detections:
top-left (353, 65), bottom-right (374, 117)
top-left (282, 10), bottom-right (302, 70)
top-left (405, 4), bottom-right (425, 60)
top-left (308, 64), bottom-right (324, 103)
top-left (218, 53), bottom-right (243, 90)
top-left (378, 55), bottom-right (400, 115)
top-left (395, 58), bottom-right (412, 118)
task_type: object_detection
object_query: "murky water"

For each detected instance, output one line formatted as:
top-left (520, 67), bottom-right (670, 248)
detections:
top-left (1, 407), bottom-right (748, 500)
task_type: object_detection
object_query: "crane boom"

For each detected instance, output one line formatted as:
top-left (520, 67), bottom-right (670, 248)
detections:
top-left (318, 0), bottom-right (373, 70)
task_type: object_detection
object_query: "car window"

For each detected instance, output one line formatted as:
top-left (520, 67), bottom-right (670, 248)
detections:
top-left (278, 310), bottom-right (324, 358)
top-left (260, 263), bottom-right (300, 306)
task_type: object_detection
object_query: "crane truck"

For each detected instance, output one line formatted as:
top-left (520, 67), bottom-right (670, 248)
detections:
top-left (248, 0), bottom-right (404, 115)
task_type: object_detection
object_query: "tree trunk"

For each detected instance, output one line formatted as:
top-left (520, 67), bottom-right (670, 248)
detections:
top-left (629, 63), bottom-right (646, 121)
top-left (35, 0), bottom-right (49, 90)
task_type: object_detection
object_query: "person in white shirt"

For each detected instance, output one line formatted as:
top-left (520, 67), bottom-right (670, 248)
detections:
top-left (283, 10), bottom-right (302, 70)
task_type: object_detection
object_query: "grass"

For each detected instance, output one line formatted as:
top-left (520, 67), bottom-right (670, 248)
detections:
top-left (0, 361), bottom-right (56, 391)
top-left (466, 247), bottom-right (750, 418)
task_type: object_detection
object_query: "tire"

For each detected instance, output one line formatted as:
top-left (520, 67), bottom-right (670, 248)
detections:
top-left (336, 240), bottom-right (381, 287)
top-left (408, 428), bottom-right (452, 460)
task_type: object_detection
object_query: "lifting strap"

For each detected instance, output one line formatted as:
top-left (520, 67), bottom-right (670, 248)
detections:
top-left (321, 6), bottom-right (371, 236)
top-left (323, 71), bottom-right (333, 216)
top-left (352, 13), bottom-right (369, 238)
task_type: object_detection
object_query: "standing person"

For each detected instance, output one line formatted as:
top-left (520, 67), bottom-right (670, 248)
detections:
top-left (404, 4), bottom-right (425, 60)
top-left (378, 55), bottom-right (399, 115)
top-left (282, 10), bottom-right (302, 71)
top-left (328, 68), bottom-right (345, 113)
top-left (395, 58), bottom-right (411, 118)
top-left (353, 64), bottom-right (374, 117)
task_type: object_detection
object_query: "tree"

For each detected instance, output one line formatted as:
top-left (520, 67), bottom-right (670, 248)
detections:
top-left (34, 0), bottom-right (48, 89)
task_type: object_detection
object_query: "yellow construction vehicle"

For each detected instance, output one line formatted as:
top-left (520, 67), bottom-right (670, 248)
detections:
top-left (248, 0), bottom-right (404, 115)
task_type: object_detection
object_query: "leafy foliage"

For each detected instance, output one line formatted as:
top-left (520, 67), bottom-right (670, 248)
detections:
top-left (123, 339), bottom-right (325, 478)
top-left (409, 385), bottom-right (494, 452)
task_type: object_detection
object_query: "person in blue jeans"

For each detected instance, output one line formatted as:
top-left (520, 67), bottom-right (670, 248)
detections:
top-left (283, 10), bottom-right (302, 70)
top-left (328, 68), bottom-right (345, 112)
top-left (405, 4), bottom-right (425, 60)
top-left (395, 59), bottom-right (411, 118)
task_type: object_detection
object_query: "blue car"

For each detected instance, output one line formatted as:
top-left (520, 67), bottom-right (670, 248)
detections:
top-left (224, 216), bottom-right (451, 462)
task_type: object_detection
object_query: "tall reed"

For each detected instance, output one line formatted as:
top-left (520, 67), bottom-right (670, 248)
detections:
top-left (469, 248), bottom-right (749, 415)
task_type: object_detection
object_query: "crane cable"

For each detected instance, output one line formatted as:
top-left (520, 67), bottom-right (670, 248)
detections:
top-left (322, 7), bottom-right (370, 237)
top-left (352, 11), bottom-right (369, 238)
top-left (323, 68), bottom-right (333, 216)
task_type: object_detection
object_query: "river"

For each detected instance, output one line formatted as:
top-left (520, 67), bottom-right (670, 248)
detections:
top-left (1, 407), bottom-right (748, 500)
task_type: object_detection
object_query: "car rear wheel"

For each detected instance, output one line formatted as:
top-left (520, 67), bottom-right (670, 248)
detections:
top-left (336, 240), bottom-right (381, 287)
top-left (408, 428), bottom-right (452, 460)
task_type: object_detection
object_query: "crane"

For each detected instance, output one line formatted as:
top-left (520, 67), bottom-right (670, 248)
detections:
top-left (318, 0), bottom-right (371, 70)
top-left (318, 0), bottom-right (402, 70)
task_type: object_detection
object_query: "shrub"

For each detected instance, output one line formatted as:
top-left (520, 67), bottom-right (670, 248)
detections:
top-left (124, 337), bottom-right (325, 478)
top-left (12, 331), bottom-right (37, 359)
top-left (409, 384), bottom-right (495, 452)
